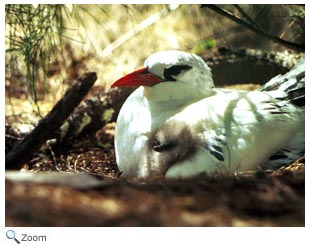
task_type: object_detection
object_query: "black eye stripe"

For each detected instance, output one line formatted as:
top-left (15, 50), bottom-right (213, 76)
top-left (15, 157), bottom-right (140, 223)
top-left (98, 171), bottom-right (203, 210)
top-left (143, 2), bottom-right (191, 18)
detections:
top-left (163, 65), bottom-right (192, 81)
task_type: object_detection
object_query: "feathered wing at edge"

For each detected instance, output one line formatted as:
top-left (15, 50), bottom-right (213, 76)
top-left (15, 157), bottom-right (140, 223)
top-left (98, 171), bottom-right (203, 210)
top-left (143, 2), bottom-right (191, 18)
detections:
top-left (259, 59), bottom-right (305, 108)
top-left (258, 59), bottom-right (305, 169)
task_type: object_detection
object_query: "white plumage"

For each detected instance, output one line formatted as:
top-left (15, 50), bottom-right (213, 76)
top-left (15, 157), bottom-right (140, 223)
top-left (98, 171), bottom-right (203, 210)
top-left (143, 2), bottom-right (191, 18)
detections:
top-left (111, 50), bottom-right (304, 179)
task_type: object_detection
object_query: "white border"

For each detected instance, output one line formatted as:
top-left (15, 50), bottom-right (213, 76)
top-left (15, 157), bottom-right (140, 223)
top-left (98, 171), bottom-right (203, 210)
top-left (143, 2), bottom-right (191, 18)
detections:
top-left (1, 1), bottom-right (308, 247)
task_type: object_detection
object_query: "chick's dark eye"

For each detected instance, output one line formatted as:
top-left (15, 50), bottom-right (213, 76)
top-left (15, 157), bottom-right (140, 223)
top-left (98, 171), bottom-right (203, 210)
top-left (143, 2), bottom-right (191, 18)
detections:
top-left (163, 65), bottom-right (192, 81)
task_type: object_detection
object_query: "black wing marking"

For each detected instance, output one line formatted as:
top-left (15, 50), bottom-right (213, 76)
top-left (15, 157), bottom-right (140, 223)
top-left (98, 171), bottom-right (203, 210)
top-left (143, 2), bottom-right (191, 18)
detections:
top-left (203, 143), bottom-right (225, 161)
top-left (262, 148), bottom-right (304, 170)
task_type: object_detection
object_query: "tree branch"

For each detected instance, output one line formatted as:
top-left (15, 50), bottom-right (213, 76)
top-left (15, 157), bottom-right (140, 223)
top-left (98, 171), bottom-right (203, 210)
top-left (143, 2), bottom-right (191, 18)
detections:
top-left (5, 72), bottom-right (97, 170)
top-left (233, 4), bottom-right (259, 29)
top-left (202, 4), bottom-right (304, 52)
top-left (102, 4), bottom-right (180, 56)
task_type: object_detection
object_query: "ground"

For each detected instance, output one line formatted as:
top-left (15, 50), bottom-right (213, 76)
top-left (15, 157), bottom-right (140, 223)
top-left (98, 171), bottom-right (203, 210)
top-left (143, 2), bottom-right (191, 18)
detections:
top-left (5, 160), bottom-right (305, 227)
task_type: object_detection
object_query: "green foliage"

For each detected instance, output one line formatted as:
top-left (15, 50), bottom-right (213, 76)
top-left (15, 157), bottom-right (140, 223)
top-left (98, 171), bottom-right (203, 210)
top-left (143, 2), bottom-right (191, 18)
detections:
top-left (6, 4), bottom-right (66, 102)
top-left (193, 38), bottom-right (217, 54)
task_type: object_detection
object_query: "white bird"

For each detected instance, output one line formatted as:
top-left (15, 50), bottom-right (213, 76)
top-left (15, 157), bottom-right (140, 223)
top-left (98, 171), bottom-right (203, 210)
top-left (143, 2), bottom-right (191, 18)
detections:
top-left (111, 50), bottom-right (304, 179)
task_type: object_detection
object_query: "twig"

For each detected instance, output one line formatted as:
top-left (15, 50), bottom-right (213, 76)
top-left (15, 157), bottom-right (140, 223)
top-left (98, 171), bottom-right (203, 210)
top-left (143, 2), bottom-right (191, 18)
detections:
top-left (46, 139), bottom-right (58, 168)
top-left (280, 20), bottom-right (296, 39)
top-left (202, 4), bottom-right (304, 52)
top-left (5, 72), bottom-right (97, 170)
top-left (102, 4), bottom-right (180, 56)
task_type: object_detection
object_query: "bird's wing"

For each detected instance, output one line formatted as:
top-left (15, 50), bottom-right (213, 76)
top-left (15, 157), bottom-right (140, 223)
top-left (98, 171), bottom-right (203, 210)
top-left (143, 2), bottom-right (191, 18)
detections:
top-left (163, 89), bottom-right (304, 176)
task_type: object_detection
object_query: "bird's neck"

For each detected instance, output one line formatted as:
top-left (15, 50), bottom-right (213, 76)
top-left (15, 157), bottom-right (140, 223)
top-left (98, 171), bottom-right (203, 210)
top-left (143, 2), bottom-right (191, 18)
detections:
top-left (143, 81), bottom-right (214, 103)
top-left (142, 82), bottom-right (215, 120)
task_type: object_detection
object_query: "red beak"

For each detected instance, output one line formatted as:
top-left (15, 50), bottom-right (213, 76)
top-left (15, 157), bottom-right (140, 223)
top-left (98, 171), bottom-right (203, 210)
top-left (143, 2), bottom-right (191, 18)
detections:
top-left (111, 67), bottom-right (164, 88)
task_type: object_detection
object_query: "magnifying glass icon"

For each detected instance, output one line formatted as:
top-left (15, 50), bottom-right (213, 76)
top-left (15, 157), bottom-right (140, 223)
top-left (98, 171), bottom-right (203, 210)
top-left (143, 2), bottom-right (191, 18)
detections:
top-left (6, 230), bottom-right (20, 244)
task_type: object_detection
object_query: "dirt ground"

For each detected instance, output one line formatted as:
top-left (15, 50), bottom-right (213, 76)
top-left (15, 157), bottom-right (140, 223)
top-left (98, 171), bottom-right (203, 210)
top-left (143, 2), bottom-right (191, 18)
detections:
top-left (5, 161), bottom-right (305, 227)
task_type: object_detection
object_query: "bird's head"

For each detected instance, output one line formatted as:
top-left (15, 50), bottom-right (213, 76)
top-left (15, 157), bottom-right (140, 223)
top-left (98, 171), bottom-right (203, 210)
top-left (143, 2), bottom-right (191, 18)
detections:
top-left (111, 51), bottom-right (214, 99)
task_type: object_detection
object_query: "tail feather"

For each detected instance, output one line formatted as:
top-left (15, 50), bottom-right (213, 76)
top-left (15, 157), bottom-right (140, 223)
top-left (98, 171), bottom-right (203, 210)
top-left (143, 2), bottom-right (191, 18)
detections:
top-left (259, 59), bottom-right (305, 107)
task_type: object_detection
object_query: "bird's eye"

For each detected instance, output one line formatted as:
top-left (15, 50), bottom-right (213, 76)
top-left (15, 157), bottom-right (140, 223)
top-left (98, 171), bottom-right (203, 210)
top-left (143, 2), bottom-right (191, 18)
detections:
top-left (163, 65), bottom-right (192, 81)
